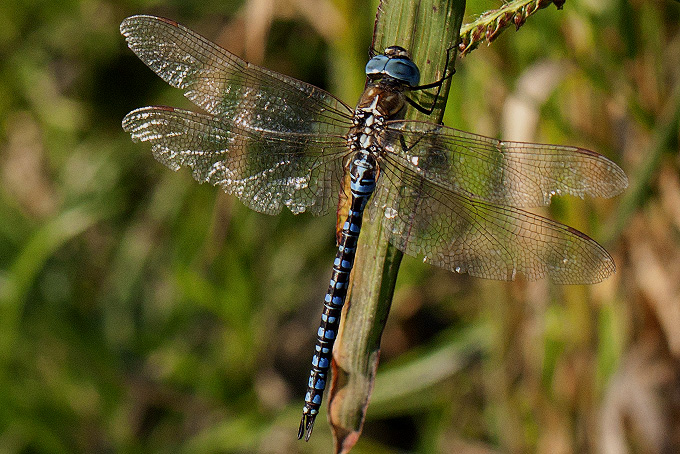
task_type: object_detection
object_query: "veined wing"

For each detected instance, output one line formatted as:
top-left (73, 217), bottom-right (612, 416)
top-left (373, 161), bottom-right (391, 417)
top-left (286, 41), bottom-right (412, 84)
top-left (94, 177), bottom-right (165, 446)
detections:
top-left (381, 120), bottom-right (628, 208)
top-left (371, 165), bottom-right (615, 284)
top-left (120, 15), bottom-right (353, 135)
top-left (123, 106), bottom-right (349, 215)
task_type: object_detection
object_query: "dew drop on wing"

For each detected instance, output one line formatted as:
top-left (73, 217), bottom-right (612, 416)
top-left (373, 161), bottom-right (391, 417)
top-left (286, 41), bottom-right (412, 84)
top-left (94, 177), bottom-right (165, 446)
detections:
top-left (384, 207), bottom-right (398, 219)
top-left (293, 176), bottom-right (309, 190)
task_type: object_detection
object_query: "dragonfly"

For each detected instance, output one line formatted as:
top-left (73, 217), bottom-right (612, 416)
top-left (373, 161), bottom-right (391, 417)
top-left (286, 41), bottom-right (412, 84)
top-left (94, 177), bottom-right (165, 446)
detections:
top-left (120, 15), bottom-right (628, 441)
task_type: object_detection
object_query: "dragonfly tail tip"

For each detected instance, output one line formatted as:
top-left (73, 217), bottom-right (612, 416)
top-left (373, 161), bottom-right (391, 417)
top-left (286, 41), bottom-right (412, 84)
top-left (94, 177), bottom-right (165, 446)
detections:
top-left (298, 414), bottom-right (316, 441)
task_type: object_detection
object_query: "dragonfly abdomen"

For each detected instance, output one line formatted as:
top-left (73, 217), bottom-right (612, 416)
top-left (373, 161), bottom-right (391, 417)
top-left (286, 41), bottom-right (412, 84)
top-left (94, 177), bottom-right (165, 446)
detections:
top-left (298, 152), bottom-right (378, 440)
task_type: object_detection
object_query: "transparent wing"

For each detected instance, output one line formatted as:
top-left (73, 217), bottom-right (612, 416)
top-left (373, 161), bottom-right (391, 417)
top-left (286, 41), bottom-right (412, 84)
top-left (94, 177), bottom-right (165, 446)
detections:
top-left (371, 164), bottom-right (615, 284)
top-left (382, 120), bottom-right (628, 207)
top-left (123, 106), bottom-right (349, 215)
top-left (120, 15), bottom-right (353, 135)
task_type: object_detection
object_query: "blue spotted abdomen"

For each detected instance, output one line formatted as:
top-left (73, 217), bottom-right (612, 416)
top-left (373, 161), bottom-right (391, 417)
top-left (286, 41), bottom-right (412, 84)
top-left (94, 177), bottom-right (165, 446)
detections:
top-left (298, 151), bottom-right (378, 440)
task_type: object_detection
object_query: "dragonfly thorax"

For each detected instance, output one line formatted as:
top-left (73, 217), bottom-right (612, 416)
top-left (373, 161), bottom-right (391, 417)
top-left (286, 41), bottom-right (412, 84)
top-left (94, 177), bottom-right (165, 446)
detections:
top-left (355, 84), bottom-right (406, 118)
top-left (348, 83), bottom-right (407, 157)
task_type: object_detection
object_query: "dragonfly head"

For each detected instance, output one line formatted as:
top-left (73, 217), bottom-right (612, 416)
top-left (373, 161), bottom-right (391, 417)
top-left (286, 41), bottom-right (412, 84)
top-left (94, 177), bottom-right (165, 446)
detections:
top-left (365, 46), bottom-right (421, 87)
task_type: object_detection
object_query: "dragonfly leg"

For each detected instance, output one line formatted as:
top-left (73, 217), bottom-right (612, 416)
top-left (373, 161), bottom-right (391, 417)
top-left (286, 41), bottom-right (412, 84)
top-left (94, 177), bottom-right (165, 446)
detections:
top-left (405, 45), bottom-right (457, 115)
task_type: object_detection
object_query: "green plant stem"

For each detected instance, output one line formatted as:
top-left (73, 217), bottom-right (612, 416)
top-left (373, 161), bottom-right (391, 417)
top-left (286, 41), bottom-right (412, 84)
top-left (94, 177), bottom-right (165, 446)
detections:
top-left (328, 1), bottom-right (464, 452)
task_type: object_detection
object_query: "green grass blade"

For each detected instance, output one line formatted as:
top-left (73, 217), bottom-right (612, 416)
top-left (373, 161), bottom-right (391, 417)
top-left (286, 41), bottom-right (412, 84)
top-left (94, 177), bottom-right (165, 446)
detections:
top-left (328, 1), bottom-right (465, 451)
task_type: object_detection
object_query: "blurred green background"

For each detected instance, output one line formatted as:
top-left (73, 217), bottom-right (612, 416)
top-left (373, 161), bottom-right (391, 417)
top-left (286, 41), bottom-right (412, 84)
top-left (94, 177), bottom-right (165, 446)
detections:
top-left (1, 0), bottom-right (679, 452)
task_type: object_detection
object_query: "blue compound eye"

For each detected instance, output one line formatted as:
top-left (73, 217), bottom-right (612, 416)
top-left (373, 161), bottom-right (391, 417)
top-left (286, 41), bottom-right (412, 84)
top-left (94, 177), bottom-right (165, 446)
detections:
top-left (365, 50), bottom-right (421, 86)
top-left (365, 54), bottom-right (389, 78)
top-left (384, 58), bottom-right (420, 86)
